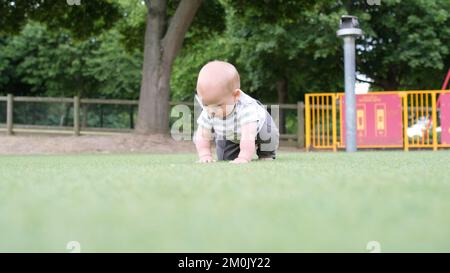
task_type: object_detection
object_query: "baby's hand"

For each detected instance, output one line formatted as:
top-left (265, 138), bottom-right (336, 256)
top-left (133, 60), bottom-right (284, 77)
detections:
top-left (230, 157), bottom-right (250, 164)
top-left (197, 155), bottom-right (215, 163)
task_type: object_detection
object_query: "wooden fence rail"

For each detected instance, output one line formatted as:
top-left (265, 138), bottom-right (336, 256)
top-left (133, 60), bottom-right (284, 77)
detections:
top-left (0, 95), bottom-right (305, 147)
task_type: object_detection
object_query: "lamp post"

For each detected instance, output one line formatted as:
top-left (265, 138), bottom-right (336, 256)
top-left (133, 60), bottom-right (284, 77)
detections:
top-left (337, 15), bottom-right (362, 152)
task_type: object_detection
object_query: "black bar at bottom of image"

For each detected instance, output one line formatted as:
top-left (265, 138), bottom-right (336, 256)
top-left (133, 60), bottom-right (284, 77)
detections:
top-left (0, 253), bottom-right (447, 272)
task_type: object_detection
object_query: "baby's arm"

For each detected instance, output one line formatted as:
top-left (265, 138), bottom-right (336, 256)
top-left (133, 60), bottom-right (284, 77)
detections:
top-left (194, 126), bottom-right (214, 163)
top-left (231, 122), bottom-right (258, 164)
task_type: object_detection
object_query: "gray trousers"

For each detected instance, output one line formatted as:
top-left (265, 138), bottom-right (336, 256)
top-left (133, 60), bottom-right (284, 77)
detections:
top-left (215, 112), bottom-right (279, 161)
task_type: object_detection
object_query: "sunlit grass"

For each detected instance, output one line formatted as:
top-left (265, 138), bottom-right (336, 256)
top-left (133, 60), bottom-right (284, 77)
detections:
top-left (0, 151), bottom-right (449, 252)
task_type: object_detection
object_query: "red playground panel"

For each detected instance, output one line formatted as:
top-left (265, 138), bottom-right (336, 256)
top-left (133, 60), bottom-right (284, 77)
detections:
top-left (341, 93), bottom-right (403, 147)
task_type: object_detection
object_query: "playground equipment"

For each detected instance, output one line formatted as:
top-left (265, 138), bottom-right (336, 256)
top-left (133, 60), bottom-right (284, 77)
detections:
top-left (420, 69), bottom-right (450, 140)
top-left (305, 89), bottom-right (450, 151)
top-left (337, 15), bottom-right (363, 153)
top-left (309, 17), bottom-right (450, 153)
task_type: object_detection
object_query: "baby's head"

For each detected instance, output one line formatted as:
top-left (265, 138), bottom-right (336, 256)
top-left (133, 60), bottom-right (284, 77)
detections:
top-left (196, 61), bottom-right (241, 118)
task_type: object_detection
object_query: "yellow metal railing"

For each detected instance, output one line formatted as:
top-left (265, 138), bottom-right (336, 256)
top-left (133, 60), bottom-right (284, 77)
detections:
top-left (305, 90), bottom-right (449, 151)
top-left (305, 93), bottom-right (337, 151)
top-left (403, 91), bottom-right (436, 151)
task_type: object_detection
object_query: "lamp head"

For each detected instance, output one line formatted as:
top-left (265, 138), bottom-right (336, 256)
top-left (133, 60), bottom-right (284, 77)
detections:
top-left (337, 15), bottom-right (363, 37)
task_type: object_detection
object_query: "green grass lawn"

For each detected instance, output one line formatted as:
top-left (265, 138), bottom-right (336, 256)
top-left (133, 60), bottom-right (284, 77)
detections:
top-left (1, 151), bottom-right (450, 252)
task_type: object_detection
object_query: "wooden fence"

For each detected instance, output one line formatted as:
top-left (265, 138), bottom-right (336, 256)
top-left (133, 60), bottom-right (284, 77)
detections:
top-left (0, 94), bottom-right (305, 147)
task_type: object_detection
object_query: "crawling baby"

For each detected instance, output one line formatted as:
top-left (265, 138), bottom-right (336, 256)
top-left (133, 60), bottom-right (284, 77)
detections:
top-left (194, 61), bottom-right (279, 164)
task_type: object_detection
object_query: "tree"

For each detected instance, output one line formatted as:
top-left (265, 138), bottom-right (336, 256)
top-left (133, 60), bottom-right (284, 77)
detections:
top-left (135, 0), bottom-right (203, 134)
top-left (0, 21), bottom-right (144, 127)
top-left (85, 29), bottom-right (143, 100)
top-left (172, 0), bottom-right (450, 105)
top-left (347, 0), bottom-right (450, 90)
top-left (3, 0), bottom-right (449, 134)
top-left (192, 0), bottom-right (344, 133)
top-left (0, 22), bottom-right (98, 97)
top-left (0, 0), bottom-right (121, 39)
top-left (0, 0), bottom-right (123, 98)
top-left (1, 0), bottom-right (205, 134)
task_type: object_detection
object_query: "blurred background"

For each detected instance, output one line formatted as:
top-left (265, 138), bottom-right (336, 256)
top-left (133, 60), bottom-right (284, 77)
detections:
top-left (0, 0), bottom-right (449, 135)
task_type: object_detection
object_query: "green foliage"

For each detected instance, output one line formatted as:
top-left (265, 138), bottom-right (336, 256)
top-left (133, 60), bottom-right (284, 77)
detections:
top-left (114, 0), bottom-right (147, 52)
top-left (171, 0), bottom-right (346, 104)
top-left (85, 29), bottom-right (143, 99)
top-left (171, 0), bottom-right (450, 103)
top-left (1, 0), bottom-right (450, 106)
top-left (171, 33), bottom-right (231, 101)
top-left (0, 0), bottom-right (121, 40)
top-left (0, 22), bottom-right (142, 129)
top-left (0, 22), bottom-right (82, 96)
top-left (348, 0), bottom-right (450, 90)
top-left (0, 22), bottom-right (142, 99)
top-left (224, 0), bottom-right (346, 101)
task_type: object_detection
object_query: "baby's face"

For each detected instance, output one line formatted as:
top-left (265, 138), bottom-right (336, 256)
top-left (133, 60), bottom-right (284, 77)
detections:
top-left (197, 87), bottom-right (239, 118)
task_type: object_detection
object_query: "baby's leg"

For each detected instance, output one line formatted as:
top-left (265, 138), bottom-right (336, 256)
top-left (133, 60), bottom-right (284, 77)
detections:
top-left (256, 144), bottom-right (276, 159)
top-left (215, 139), bottom-right (240, 161)
top-left (256, 113), bottom-right (279, 160)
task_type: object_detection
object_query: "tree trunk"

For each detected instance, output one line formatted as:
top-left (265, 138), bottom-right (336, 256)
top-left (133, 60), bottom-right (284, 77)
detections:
top-left (276, 78), bottom-right (288, 134)
top-left (135, 0), bottom-right (202, 134)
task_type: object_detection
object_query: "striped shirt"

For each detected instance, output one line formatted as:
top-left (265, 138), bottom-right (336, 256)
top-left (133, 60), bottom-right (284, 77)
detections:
top-left (197, 91), bottom-right (267, 143)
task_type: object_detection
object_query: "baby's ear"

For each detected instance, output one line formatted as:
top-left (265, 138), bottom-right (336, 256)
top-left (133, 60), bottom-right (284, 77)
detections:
top-left (233, 89), bottom-right (241, 99)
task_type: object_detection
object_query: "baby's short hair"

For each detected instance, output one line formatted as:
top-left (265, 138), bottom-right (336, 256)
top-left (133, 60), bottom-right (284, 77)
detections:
top-left (198, 60), bottom-right (240, 93)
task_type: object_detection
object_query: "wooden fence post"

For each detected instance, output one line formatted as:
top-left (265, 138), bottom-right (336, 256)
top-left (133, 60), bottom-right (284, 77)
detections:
top-left (74, 96), bottom-right (80, 136)
top-left (297, 102), bottom-right (305, 148)
top-left (6, 94), bottom-right (13, 135)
